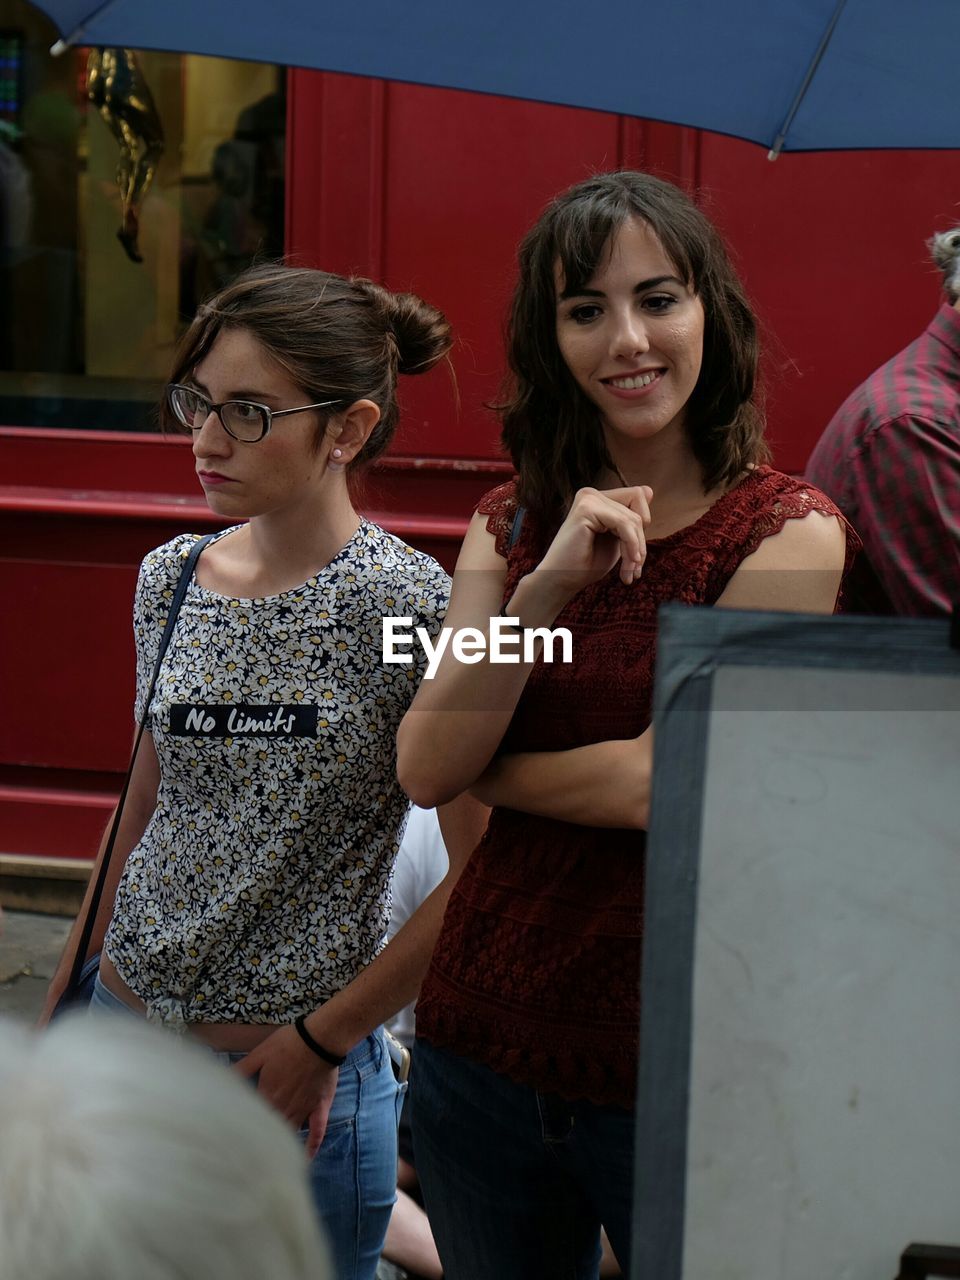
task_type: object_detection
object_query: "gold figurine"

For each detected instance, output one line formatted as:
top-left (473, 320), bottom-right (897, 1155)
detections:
top-left (86, 48), bottom-right (164, 263)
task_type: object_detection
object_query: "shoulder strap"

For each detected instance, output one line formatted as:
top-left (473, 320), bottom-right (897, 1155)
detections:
top-left (507, 504), bottom-right (526, 551)
top-left (140, 534), bottom-right (214, 731)
top-left (67, 533), bottom-right (215, 992)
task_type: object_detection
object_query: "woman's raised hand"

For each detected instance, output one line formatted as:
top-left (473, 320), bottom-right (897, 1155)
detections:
top-left (535, 485), bottom-right (653, 598)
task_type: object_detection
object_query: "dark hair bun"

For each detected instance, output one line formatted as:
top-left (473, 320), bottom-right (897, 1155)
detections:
top-left (389, 291), bottom-right (453, 375)
top-left (355, 278), bottom-right (452, 375)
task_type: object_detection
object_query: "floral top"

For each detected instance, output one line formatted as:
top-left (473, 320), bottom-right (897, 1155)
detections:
top-left (104, 521), bottom-right (449, 1029)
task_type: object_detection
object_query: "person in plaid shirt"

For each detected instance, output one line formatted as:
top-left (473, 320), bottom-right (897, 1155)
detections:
top-left (807, 229), bottom-right (960, 617)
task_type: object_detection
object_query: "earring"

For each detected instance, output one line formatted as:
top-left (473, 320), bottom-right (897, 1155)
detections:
top-left (328, 446), bottom-right (345, 473)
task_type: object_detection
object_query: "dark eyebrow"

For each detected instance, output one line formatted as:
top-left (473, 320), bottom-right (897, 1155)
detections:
top-left (185, 377), bottom-right (277, 404)
top-left (558, 274), bottom-right (684, 301)
top-left (228, 390), bottom-right (277, 404)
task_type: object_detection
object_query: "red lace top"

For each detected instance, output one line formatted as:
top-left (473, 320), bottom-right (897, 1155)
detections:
top-left (415, 467), bottom-right (860, 1108)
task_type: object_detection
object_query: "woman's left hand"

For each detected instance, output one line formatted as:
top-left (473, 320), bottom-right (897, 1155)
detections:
top-left (234, 1026), bottom-right (339, 1157)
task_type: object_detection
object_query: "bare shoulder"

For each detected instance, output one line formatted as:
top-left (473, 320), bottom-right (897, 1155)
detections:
top-left (191, 526), bottom-right (247, 592)
top-left (443, 509), bottom-right (510, 626)
top-left (717, 510), bottom-right (846, 614)
top-left (455, 507), bottom-right (510, 571)
top-left (200, 525), bottom-right (245, 569)
top-left (741, 507), bottom-right (846, 572)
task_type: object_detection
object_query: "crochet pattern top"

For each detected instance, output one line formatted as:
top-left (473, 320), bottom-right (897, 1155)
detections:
top-left (415, 467), bottom-right (859, 1107)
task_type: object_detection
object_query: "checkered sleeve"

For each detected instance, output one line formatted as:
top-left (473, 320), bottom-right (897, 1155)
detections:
top-left (849, 413), bottom-right (960, 615)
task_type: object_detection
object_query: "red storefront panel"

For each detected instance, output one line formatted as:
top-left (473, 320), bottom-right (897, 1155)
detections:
top-left (696, 137), bottom-right (955, 471)
top-left (3, 69), bottom-right (958, 864)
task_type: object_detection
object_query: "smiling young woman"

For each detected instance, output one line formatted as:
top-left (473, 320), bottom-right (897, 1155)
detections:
top-left (555, 217), bottom-right (706, 465)
top-left (396, 171), bottom-right (861, 1280)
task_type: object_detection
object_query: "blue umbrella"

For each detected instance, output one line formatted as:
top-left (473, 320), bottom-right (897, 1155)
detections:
top-left (34, 0), bottom-right (960, 155)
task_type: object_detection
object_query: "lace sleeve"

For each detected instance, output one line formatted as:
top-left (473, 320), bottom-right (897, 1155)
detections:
top-left (737, 485), bottom-right (861, 576)
top-left (709, 474), bottom-right (862, 594)
top-left (475, 480), bottom-right (521, 558)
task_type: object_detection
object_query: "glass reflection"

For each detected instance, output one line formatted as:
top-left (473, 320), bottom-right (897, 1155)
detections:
top-left (0, 0), bottom-right (285, 432)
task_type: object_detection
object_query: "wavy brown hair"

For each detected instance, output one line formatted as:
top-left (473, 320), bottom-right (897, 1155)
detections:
top-left (162, 263), bottom-right (452, 471)
top-left (500, 171), bottom-right (768, 519)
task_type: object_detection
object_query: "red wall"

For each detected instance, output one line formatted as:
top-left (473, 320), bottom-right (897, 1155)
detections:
top-left (3, 71), bottom-right (958, 861)
top-left (288, 71), bottom-right (957, 472)
top-left (695, 137), bottom-right (954, 468)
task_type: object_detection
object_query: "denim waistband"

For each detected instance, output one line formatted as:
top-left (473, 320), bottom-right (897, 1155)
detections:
top-left (91, 971), bottom-right (140, 1017)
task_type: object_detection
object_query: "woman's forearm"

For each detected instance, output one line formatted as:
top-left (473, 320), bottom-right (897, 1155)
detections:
top-left (301, 795), bottom-right (488, 1054)
top-left (397, 564), bottom-right (574, 808)
top-left (39, 732), bottom-right (160, 1023)
top-left (301, 879), bottom-right (453, 1055)
top-left (399, 489), bottom-right (653, 808)
top-left (470, 730), bottom-right (653, 829)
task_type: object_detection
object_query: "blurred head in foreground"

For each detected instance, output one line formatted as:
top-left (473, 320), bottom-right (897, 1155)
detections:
top-left (0, 1014), bottom-right (332, 1280)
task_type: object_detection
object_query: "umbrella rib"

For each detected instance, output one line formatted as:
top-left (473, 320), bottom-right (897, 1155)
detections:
top-left (49, 0), bottom-right (124, 55)
top-left (767, 0), bottom-right (849, 159)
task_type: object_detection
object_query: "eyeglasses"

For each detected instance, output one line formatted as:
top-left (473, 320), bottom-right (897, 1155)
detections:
top-left (166, 383), bottom-right (345, 444)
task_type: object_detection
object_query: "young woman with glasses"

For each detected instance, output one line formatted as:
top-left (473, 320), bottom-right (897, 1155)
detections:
top-left (42, 263), bottom-right (487, 1280)
top-left (396, 171), bottom-right (860, 1280)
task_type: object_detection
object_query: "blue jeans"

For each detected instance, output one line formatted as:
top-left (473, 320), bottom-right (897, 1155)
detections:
top-left (411, 1037), bottom-right (635, 1280)
top-left (90, 974), bottom-right (401, 1280)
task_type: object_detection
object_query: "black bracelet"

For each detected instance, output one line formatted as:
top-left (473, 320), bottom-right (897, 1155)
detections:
top-left (293, 1014), bottom-right (346, 1067)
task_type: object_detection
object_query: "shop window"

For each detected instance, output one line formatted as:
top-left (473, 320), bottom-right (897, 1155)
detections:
top-left (0, 1), bottom-right (285, 431)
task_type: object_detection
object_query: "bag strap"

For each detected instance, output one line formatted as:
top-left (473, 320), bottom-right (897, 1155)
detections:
top-left (66, 533), bottom-right (215, 992)
top-left (507, 503), bottom-right (526, 551)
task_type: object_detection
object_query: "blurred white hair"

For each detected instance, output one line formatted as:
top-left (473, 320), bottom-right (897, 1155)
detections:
top-left (929, 226), bottom-right (960, 301)
top-left (0, 1014), bottom-right (332, 1280)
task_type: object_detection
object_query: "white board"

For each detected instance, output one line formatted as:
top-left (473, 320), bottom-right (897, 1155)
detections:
top-left (634, 608), bottom-right (960, 1280)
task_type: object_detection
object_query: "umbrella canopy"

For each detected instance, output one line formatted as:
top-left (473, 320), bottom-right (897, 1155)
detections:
top-left (34, 0), bottom-right (960, 155)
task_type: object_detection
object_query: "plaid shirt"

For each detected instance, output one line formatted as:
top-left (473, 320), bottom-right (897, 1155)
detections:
top-left (807, 302), bottom-right (960, 616)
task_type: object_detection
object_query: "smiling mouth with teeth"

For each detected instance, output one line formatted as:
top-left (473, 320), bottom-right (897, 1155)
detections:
top-left (606, 371), bottom-right (662, 390)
